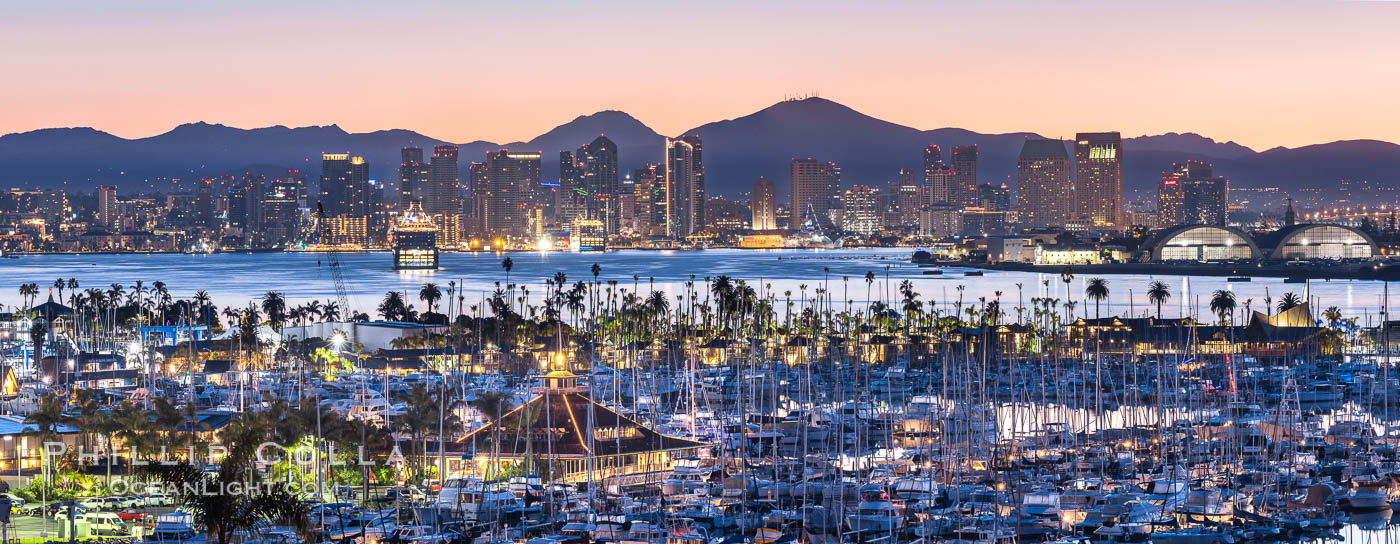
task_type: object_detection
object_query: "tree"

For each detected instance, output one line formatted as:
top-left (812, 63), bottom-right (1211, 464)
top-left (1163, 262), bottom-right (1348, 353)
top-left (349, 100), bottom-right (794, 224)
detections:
top-left (29, 321), bottom-right (47, 365)
top-left (142, 418), bottom-right (309, 544)
top-left (261, 292), bottom-right (287, 332)
top-left (378, 291), bottom-right (407, 321)
top-left (1278, 292), bottom-right (1303, 313)
top-left (1085, 278), bottom-right (1109, 319)
top-left (1147, 281), bottom-right (1171, 320)
top-left (18, 283), bottom-right (38, 311)
top-left (502, 258), bottom-right (515, 289)
top-left (1324, 306), bottom-right (1343, 328)
top-left (419, 283), bottom-right (443, 316)
top-left (1210, 289), bottom-right (1237, 325)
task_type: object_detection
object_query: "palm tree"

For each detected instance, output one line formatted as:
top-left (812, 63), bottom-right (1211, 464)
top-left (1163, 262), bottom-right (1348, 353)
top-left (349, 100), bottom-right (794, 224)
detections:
top-left (53, 278), bottom-right (66, 309)
top-left (502, 257), bottom-right (514, 288)
top-left (1210, 289), bottom-right (1237, 325)
top-left (24, 393), bottom-right (66, 483)
top-left (1147, 281), bottom-right (1171, 319)
top-left (1324, 306), bottom-right (1343, 328)
top-left (1278, 292), bottom-right (1303, 313)
top-left (420, 283), bottom-right (443, 315)
top-left (193, 290), bottom-right (213, 327)
top-left (141, 418), bottom-right (309, 544)
top-left (18, 283), bottom-right (38, 311)
top-left (322, 300), bottom-right (341, 322)
top-left (261, 291), bottom-right (287, 332)
top-left (1085, 278), bottom-right (1109, 319)
top-left (379, 291), bottom-right (407, 321)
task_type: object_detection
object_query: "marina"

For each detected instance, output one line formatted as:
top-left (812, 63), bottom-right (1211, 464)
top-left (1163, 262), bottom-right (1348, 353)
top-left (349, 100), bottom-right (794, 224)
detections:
top-left (1, 249), bottom-right (1400, 544)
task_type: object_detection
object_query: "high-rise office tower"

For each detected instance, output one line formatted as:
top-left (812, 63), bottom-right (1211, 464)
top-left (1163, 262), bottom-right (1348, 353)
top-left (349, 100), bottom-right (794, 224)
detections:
top-left (482, 150), bottom-right (542, 238)
top-left (1160, 160), bottom-right (1228, 226)
top-left (97, 185), bottom-right (117, 230)
top-left (1016, 139), bottom-right (1074, 228)
top-left (196, 179), bottom-right (215, 228)
top-left (632, 164), bottom-right (663, 236)
top-left (751, 177), bottom-right (777, 231)
top-left (398, 147), bottom-right (429, 209)
top-left (557, 150), bottom-right (585, 225)
top-left (978, 182), bottom-right (1013, 211)
top-left (922, 144), bottom-right (943, 186)
top-left (1074, 132), bottom-right (1123, 228)
top-left (951, 145), bottom-right (978, 205)
top-left (467, 161), bottom-right (488, 234)
top-left (926, 164), bottom-right (957, 204)
top-left (893, 168), bottom-right (922, 227)
top-left (320, 153), bottom-right (356, 216)
top-left (283, 169), bottom-right (309, 207)
top-left (790, 158), bottom-right (841, 229)
top-left (577, 135), bottom-right (619, 233)
top-left (841, 185), bottom-right (881, 235)
top-left (664, 135), bottom-right (705, 237)
top-left (425, 145), bottom-right (460, 216)
top-left (260, 179), bottom-right (300, 244)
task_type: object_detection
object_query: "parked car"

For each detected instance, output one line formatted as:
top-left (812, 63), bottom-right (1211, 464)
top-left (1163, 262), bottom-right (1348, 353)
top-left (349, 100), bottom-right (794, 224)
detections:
top-left (46, 501), bottom-right (88, 517)
top-left (78, 512), bottom-right (131, 535)
top-left (0, 493), bottom-right (25, 508)
top-left (114, 508), bottom-right (148, 522)
top-left (142, 493), bottom-right (174, 507)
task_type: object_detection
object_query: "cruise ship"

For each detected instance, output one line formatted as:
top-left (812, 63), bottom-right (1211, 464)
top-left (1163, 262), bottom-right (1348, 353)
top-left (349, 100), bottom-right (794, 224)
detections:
top-left (392, 201), bottom-right (439, 270)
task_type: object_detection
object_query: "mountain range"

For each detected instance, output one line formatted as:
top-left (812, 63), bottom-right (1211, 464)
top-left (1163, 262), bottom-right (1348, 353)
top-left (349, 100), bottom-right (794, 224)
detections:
top-left (3, 97), bottom-right (1398, 201)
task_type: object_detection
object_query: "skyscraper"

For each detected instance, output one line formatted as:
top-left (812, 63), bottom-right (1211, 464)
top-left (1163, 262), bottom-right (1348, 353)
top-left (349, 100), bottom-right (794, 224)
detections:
top-left (893, 168), bottom-right (922, 227)
top-left (425, 145), bottom-right (460, 216)
top-left (482, 150), bottom-right (542, 238)
top-left (97, 185), bottom-right (117, 230)
top-left (664, 135), bottom-right (705, 237)
top-left (320, 153), bottom-right (358, 217)
top-left (1074, 132), bottom-right (1123, 228)
top-left (922, 144), bottom-right (942, 186)
top-left (926, 164), bottom-right (957, 204)
top-left (790, 158), bottom-right (840, 229)
top-left (951, 145), bottom-right (978, 205)
top-left (978, 182), bottom-right (1013, 211)
top-left (398, 147), bottom-right (429, 209)
top-left (1160, 160), bottom-right (1228, 226)
top-left (195, 179), bottom-right (215, 228)
top-left (1016, 139), bottom-right (1074, 228)
top-left (751, 177), bottom-right (777, 231)
top-left (841, 185), bottom-right (881, 235)
top-left (577, 135), bottom-right (619, 233)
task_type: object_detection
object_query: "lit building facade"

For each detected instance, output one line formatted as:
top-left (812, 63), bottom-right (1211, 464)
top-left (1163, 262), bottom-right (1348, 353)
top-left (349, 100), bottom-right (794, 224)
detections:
top-left (841, 185), bottom-right (881, 235)
top-left (664, 135), bottom-right (705, 237)
top-left (1074, 132), bottom-right (1124, 228)
top-left (751, 177), bottom-right (777, 231)
top-left (790, 158), bottom-right (840, 229)
top-left (1016, 139), bottom-right (1074, 228)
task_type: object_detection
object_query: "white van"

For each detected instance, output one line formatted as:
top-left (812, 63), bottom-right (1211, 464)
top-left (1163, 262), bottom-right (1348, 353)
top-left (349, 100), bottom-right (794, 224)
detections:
top-left (78, 512), bottom-right (130, 536)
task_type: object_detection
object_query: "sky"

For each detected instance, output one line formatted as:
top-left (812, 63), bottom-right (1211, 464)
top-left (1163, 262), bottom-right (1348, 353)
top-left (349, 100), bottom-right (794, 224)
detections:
top-left (2, 0), bottom-right (1398, 150)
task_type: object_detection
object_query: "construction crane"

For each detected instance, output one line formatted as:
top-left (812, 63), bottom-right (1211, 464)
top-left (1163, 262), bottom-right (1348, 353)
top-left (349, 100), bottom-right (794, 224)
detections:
top-left (316, 202), bottom-right (352, 318)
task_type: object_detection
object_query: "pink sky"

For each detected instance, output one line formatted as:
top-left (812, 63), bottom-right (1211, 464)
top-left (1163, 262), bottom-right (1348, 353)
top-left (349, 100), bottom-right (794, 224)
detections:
top-left (3, 1), bottom-right (1397, 150)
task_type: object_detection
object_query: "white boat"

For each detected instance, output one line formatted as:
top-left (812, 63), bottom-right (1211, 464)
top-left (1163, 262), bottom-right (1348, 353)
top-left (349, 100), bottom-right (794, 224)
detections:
top-left (845, 483), bottom-right (905, 534)
top-left (437, 478), bottom-right (523, 522)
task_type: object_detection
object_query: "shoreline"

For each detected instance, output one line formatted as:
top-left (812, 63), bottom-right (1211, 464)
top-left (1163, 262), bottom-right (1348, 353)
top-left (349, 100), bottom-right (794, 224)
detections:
top-left (919, 259), bottom-right (1400, 281)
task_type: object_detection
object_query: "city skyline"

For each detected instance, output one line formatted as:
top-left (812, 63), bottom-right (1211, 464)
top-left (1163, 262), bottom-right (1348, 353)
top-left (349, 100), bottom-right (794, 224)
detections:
top-left (3, 2), bottom-right (1399, 150)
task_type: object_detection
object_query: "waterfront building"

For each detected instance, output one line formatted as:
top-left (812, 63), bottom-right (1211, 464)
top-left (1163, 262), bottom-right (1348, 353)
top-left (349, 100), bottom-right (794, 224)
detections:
top-left (751, 177), bottom-right (777, 231)
top-left (425, 145), bottom-right (461, 217)
top-left (664, 135), bottom-right (705, 237)
top-left (1257, 223), bottom-right (1377, 260)
top-left (1074, 132), bottom-right (1124, 229)
top-left (919, 203), bottom-right (962, 238)
top-left (790, 158), bottom-right (840, 229)
top-left (455, 370), bottom-right (706, 483)
top-left (97, 185), bottom-right (117, 230)
top-left (1016, 139), bottom-right (1074, 228)
top-left (1140, 225), bottom-right (1259, 261)
top-left (482, 150), bottom-right (542, 239)
top-left (841, 185), bottom-right (881, 235)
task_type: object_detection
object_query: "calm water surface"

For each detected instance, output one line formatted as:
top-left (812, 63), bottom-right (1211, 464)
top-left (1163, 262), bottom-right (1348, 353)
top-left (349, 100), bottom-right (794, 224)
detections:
top-left (0, 249), bottom-right (1395, 320)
